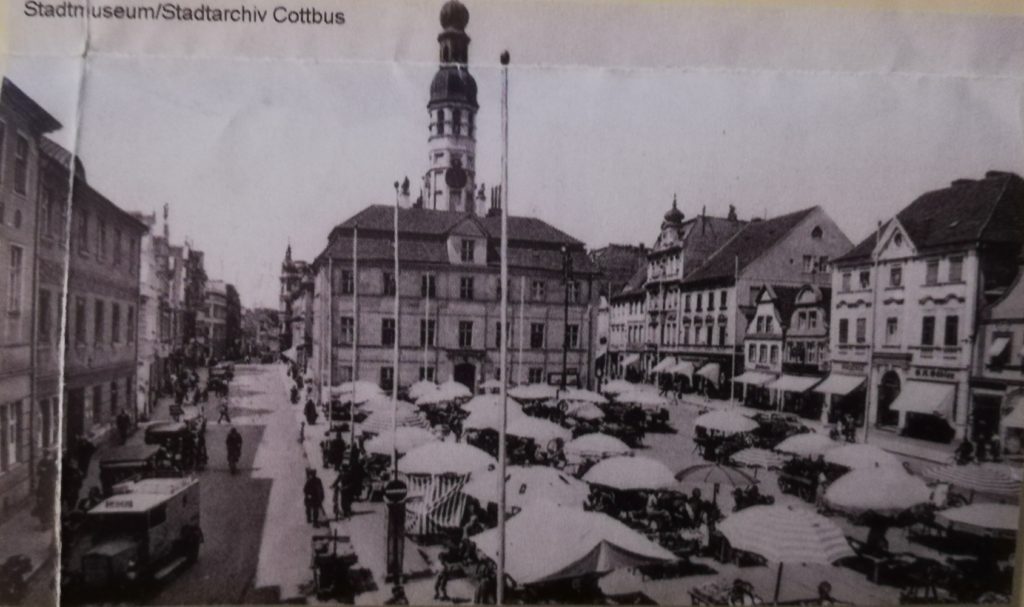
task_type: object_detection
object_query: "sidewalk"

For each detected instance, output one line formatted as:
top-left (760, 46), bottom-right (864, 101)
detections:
top-left (0, 503), bottom-right (57, 589)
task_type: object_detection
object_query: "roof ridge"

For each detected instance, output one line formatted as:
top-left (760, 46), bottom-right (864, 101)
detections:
top-left (975, 173), bottom-right (1013, 245)
top-left (690, 205), bottom-right (818, 279)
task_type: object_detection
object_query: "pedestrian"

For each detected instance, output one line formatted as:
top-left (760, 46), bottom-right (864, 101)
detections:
top-left (304, 398), bottom-right (319, 425)
top-left (75, 435), bottom-right (95, 476)
top-left (116, 409), bottom-right (132, 444)
top-left (331, 468), bottom-right (346, 519)
top-left (342, 456), bottom-right (364, 516)
top-left (474, 563), bottom-right (497, 605)
top-left (815, 469), bottom-right (828, 512)
top-left (384, 585), bottom-right (409, 605)
top-left (218, 399), bottom-right (231, 424)
top-left (226, 427), bottom-right (243, 474)
top-left (304, 468), bottom-right (326, 526)
top-left (817, 581), bottom-right (836, 605)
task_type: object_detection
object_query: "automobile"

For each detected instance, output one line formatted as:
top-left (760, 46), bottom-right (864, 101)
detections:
top-left (62, 478), bottom-right (202, 598)
top-left (144, 422), bottom-right (191, 449)
top-left (749, 411), bottom-right (810, 449)
top-left (98, 445), bottom-right (178, 496)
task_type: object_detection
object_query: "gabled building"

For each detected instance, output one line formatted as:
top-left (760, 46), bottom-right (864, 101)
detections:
top-left (831, 171), bottom-right (1024, 444)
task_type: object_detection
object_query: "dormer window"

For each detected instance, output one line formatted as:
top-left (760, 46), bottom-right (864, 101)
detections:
top-left (894, 231), bottom-right (903, 247)
top-left (460, 238), bottom-right (475, 262)
top-left (811, 226), bottom-right (823, 240)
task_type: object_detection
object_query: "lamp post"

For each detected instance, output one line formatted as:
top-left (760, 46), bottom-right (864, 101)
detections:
top-left (560, 245), bottom-right (574, 391)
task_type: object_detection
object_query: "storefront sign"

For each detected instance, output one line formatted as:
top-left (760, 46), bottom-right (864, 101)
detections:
top-left (913, 366), bottom-right (957, 381)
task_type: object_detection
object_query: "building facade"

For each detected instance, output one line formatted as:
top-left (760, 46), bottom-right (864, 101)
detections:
top-left (0, 79), bottom-right (61, 512)
top-left (200, 279), bottom-right (228, 360)
top-left (831, 171), bottom-right (1024, 443)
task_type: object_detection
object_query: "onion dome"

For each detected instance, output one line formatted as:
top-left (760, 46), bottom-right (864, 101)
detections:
top-left (429, 66), bottom-right (478, 108)
top-left (440, 0), bottom-right (469, 31)
top-left (664, 195), bottom-right (684, 224)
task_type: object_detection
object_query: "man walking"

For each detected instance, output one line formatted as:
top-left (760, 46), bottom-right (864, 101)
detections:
top-left (116, 409), bottom-right (132, 444)
top-left (304, 469), bottom-right (326, 526)
top-left (217, 398), bottom-right (231, 424)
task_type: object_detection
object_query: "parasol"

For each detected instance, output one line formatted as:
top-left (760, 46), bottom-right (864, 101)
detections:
top-left (509, 383), bottom-right (559, 401)
top-left (774, 433), bottom-right (840, 457)
top-left (675, 463), bottom-right (758, 487)
top-left (730, 448), bottom-right (786, 471)
top-left (694, 410), bottom-right (758, 435)
top-left (922, 463), bottom-right (1022, 499)
top-left (462, 466), bottom-right (589, 510)
top-left (935, 503), bottom-right (1019, 540)
top-left (407, 380), bottom-right (439, 401)
top-left (824, 444), bottom-right (904, 471)
top-left (582, 456), bottom-right (677, 491)
top-left (561, 388), bottom-right (609, 404)
top-left (507, 417), bottom-right (572, 444)
top-left (824, 467), bottom-right (931, 517)
top-left (364, 427), bottom-right (438, 456)
top-left (564, 433), bottom-right (632, 459)
top-left (398, 442), bottom-right (496, 476)
top-left (566, 401), bottom-right (605, 421)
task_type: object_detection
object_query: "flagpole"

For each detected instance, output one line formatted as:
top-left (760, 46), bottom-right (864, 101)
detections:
top-left (424, 279), bottom-right (430, 380)
top-left (392, 184), bottom-right (401, 477)
top-left (497, 49), bottom-right (510, 606)
top-left (351, 227), bottom-right (359, 449)
top-left (863, 220), bottom-right (883, 445)
top-left (518, 276), bottom-right (525, 386)
top-left (730, 255), bottom-right (738, 405)
top-left (328, 257), bottom-right (333, 407)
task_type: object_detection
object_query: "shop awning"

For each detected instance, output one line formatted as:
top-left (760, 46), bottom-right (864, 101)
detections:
top-left (890, 381), bottom-right (955, 418)
top-left (987, 337), bottom-right (1010, 359)
top-left (651, 358), bottom-right (677, 373)
top-left (733, 371), bottom-right (777, 386)
top-left (813, 373), bottom-right (866, 396)
top-left (668, 361), bottom-right (696, 377)
top-left (1001, 393), bottom-right (1024, 430)
top-left (697, 363), bottom-right (721, 386)
top-left (767, 374), bottom-right (822, 394)
top-left (621, 354), bottom-right (640, 368)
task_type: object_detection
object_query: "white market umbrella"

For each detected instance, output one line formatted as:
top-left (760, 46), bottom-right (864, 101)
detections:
top-left (463, 401), bottom-right (527, 432)
top-left (922, 464), bottom-right (1022, 499)
top-left (463, 467), bottom-right (589, 511)
top-left (479, 379), bottom-right (504, 392)
top-left (730, 448), bottom-right (787, 470)
top-left (510, 383), bottom-right (559, 401)
top-left (774, 433), bottom-right (841, 457)
top-left (438, 379), bottom-right (473, 399)
top-left (507, 417), bottom-right (572, 445)
top-left (566, 401), bottom-right (605, 421)
top-left (936, 503), bottom-right (1019, 540)
top-left (694, 410), bottom-right (758, 435)
top-left (463, 394), bottom-right (523, 416)
top-left (718, 504), bottom-right (854, 603)
top-left (359, 397), bottom-right (418, 417)
top-left (364, 427), bottom-right (438, 456)
top-left (334, 380), bottom-right (384, 395)
top-left (561, 388), bottom-right (608, 404)
top-left (564, 433), bottom-right (632, 459)
top-left (407, 380), bottom-right (439, 401)
top-left (615, 391), bottom-right (668, 409)
top-left (583, 456), bottom-right (677, 491)
top-left (824, 444), bottom-right (905, 471)
top-left (602, 380), bottom-right (650, 395)
top-left (470, 501), bottom-right (676, 585)
top-left (398, 442), bottom-right (496, 476)
top-left (824, 468), bottom-right (931, 517)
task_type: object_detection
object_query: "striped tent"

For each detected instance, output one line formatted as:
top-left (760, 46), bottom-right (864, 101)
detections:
top-left (359, 408), bottom-right (430, 435)
top-left (730, 448), bottom-right (787, 470)
top-left (404, 473), bottom-right (470, 537)
top-left (935, 503), bottom-right (1019, 540)
top-left (922, 464), bottom-right (1022, 499)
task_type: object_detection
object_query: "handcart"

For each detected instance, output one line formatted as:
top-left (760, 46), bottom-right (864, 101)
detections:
top-left (311, 526), bottom-right (358, 600)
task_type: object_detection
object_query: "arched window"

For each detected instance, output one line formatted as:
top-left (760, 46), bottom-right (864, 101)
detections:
top-left (437, 109), bottom-right (445, 135)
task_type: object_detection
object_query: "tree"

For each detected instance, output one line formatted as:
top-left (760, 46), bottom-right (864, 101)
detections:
top-left (225, 284), bottom-right (242, 360)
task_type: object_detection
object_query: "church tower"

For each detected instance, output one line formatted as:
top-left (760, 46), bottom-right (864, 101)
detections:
top-left (424, 0), bottom-right (479, 214)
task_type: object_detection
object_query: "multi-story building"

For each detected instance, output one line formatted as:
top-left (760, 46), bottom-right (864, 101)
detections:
top-left (64, 165), bottom-right (147, 445)
top-left (590, 244), bottom-right (647, 383)
top-left (200, 279), bottom-right (229, 360)
top-left (608, 268), bottom-right (650, 381)
top-left (974, 254), bottom-right (1024, 458)
top-left (0, 78), bottom-right (61, 512)
top-left (280, 245), bottom-right (311, 355)
top-left (830, 171), bottom-right (1024, 444)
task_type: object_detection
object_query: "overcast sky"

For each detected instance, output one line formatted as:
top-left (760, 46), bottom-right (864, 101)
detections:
top-left (5, 0), bottom-right (1023, 308)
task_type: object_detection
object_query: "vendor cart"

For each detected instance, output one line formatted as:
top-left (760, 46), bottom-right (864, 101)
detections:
top-left (310, 527), bottom-right (358, 600)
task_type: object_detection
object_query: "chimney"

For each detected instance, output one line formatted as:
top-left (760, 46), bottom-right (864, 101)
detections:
top-left (488, 185), bottom-right (502, 217)
top-left (398, 176), bottom-right (412, 208)
top-left (727, 204), bottom-right (738, 222)
top-left (163, 203), bottom-right (170, 240)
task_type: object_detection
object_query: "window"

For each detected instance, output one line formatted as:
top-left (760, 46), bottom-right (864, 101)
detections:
top-left (695, 293), bottom-right (703, 311)
top-left (452, 109), bottom-right (462, 136)
top-left (949, 257), bottom-right (963, 283)
top-left (567, 324), bottom-right (580, 349)
top-left (92, 385), bottom-right (103, 423)
top-left (381, 318), bottom-right (396, 346)
top-left (528, 368), bottom-right (544, 384)
top-left (811, 226), bottom-right (823, 239)
top-left (94, 300), bottom-right (105, 345)
top-left (706, 326), bottom-right (713, 345)
top-left (495, 321), bottom-right (511, 348)
top-left (885, 317), bottom-right (898, 345)
top-left (925, 260), bottom-right (939, 285)
top-left (921, 316), bottom-right (935, 346)
top-left (459, 276), bottom-right (475, 300)
top-left (0, 402), bottom-right (23, 469)
top-left (334, 364), bottom-right (353, 384)
top-left (838, 319), bottom-right (849, 344)
top-left (944, 315), bottom-right (959, 347)
top-left (803, 255), bottom-right (814, 273)
top-left (339, 317), bottom-right (354, 344)
top-left (111, 303), bottom-right (121, 344)
top-left (718, 325), bottom-right (726, 346)
top-left (759, 345), bottom-right (767, 363)
top-left (436, 109), bottom-right (445, 135)
top-left (460, 238), bottom-right (475, 262)
top-left (38, 289), bottom-right (51, 341)
top-left (418, 367), bottom-right (435, 381)
top-left (765, 317), bottom-right (774, 333)
top-left (808, 311), bottom-right (818, 330)
top-left (567, 281), bottom-right (581, 304)
top-left (383, 272), bottom-right (396, 296)
top-left (531, 280), bottom-right (546, 301)
top-left (468, 113), bottom-right (475, 138)
top-left (380, 367), bottom-right (394, 391)
top-left (113, 229), bottom-right (123, 266)
top-left (748, 344), bottom-right (756, 361)
top-left (8, 246), bottom-right (23, 312)
top-left (707, 293), bottom-right (715, 311)
top-left (889, 265), bottom-right (902, 288)
top-left (818, 256), bottom-right (829, 272)
top-left (797, 311), bottom-right (807, 329)
top-left (420, 274), bottom-right (436, 298)
top-left (75, 297), bottom-right (87, 344)
top-left (684, 295), bottom-right (691, 311)
top-left (458, 321), bottom-right (474, 348)
top-left (77, 212), bottom-right (89, 252)
top-left (14, 134), bottom-right (28, 194)
top-left (98, 219), bottom-right (108, 261)
top-left (841, 273), bottom-right (851, 292)
top-left (855, 318), bottom-right (866, 344)
top-left (420, 319), bottom-right (436, 347)
top-left (530, 323), bottom-right (545, 349)
top-left (720, 291), bottom-right (727, 308)
top-left (126, 306), bottom-right (135, 343)
top-left (756, 317), bottom-right (764, 333)
top-left (13, 210), bottom-right (21, 229)
top-left (770, 345), bottom-right (779, 364)
top-left (859, 271), bottom-right (870, 290)
top-left (0, 123), bottom-right (5, 184)
top-left (334, 269), bottom-right (353, 295)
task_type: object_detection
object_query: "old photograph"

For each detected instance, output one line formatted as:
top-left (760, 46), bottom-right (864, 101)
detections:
top-left (1, 0), bottom-right (1023, 604)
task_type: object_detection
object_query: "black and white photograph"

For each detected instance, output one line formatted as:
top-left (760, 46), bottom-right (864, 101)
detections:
top-left (1, 0), bottom-right (1023, 604)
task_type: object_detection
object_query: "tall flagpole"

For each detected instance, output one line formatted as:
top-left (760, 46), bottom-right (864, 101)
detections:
top-left (328, 257), bottom-right (334, 405)
top-left (730, 255), bottom-right (738, 405)
top-left (424, 279), bottom-right (430, 380)
top-left (518, 276), bottom-right (525, 386)
top-left (496, 49), bottom-right (511, 606)
top-left (392, 184), bottom-right (401, 477)
top-left (351, 227), bottom-right (359, 448)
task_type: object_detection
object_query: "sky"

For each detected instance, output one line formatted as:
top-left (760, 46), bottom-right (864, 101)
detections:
top-left (4, 0), bottom-right (1023, 308)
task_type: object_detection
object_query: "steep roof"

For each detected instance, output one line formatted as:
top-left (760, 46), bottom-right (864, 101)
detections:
top-left (332, 205), bottom-right (582, 246)
top-left (1, 78), bottom-right (61, 133)
top-left (612, 265), bottom-right (649, 301)
top-left (835, 172), bottom-right (1024, 265)
top-left (590, 244), bottom-right (647, 296)
top-left (677, 215), bottom-right (748, 277)
top-left (682, 207), bottom-right (818, 285)
top-left (39, 137), bottom-right (87, 181)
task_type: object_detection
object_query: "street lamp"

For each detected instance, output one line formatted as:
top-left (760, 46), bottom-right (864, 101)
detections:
top-left (560, 245), bottom-right (574, 392)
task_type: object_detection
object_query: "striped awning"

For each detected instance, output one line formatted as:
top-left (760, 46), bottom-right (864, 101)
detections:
top-left (922, 463), bottom-right (1021, 498)
top-left (733, 371), bottom-right (777, 386)
top-left (813, 373), bottom-right (865, 396)
top-left (767, 374), bottom-right (821, 394)
top-left (718, 505), bottom-right (854, 564)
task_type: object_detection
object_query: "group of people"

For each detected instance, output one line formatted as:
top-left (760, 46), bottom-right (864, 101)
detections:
top-left (954, 433), bottom-right (1002, 465)
top-left (301, 446), bottom-right (370, 527)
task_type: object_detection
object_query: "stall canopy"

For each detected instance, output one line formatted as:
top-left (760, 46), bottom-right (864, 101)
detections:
top-left (697, 363), bottom-right (721, 386)
top-left (668, 361), bottom-right (696, 378)
top-left (733, 371), bottom-right (776, 386)
top-left (767, 375), bottom-right (821, 394)
top-left (890, 381), bottom-right (955, 418)
top-left (813, 373), bottom-right (865, 396)
top-left (651, 358), bottom-right (677, 373)
top-left (621, 354), bottom-right (641, 368)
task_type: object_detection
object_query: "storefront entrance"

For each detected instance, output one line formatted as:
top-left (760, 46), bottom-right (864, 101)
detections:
top-left (454, 363), bottom-right (476, 393)
top-left (877, 371), bottom-right (901, 427)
